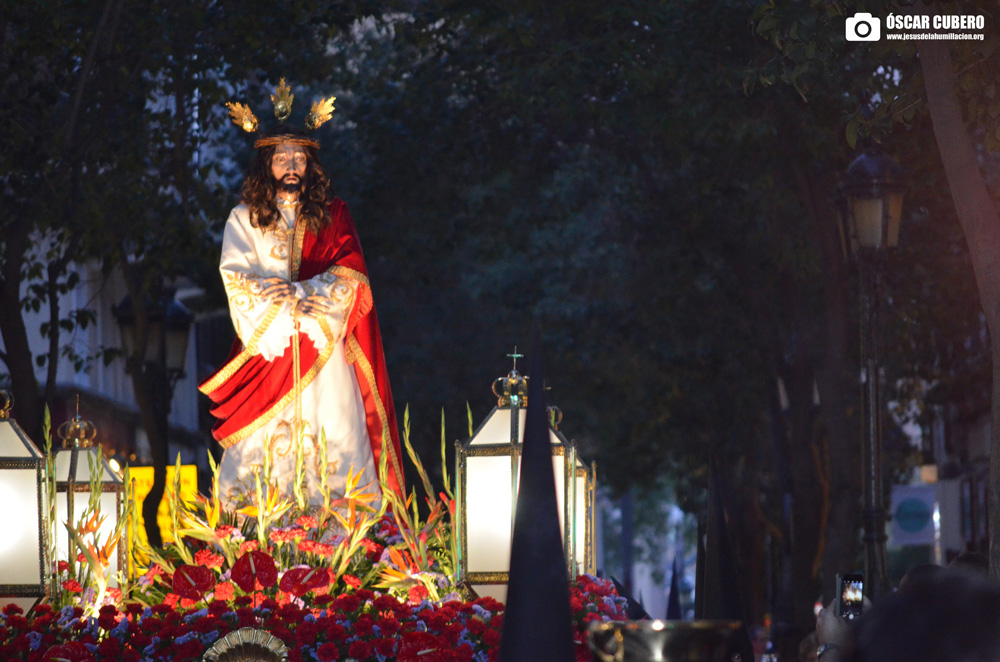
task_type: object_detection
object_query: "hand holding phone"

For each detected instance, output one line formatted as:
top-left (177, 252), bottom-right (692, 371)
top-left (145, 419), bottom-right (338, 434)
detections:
top-left (837, 573), bottom-right (864, 621)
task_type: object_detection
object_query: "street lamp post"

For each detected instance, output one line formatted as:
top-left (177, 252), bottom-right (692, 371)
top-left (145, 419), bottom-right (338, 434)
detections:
top-left (113, 286), bottom-right (192, 548)
top-left (839, 151), bottom-right (905, 599)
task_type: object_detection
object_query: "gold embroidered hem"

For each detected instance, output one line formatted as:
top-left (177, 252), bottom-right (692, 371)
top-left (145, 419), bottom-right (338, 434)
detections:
top-left (199, 300), bottom-right (284, 394)
top-left (216, 334), bottom-right (338, 449)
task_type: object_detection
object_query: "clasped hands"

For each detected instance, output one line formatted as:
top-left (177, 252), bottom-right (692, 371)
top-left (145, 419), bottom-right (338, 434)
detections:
top-left (260, 277), bottom-right (335, 320)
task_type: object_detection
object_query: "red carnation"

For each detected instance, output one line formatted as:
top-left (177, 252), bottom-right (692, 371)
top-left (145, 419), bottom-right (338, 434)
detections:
top-left (375, 637), bottom-right (396, 656)
top-left (408, 584), bottom-right (429, 604)
top-left (96, 638), bottom-right (121, 657)
top-left (42, 642), bottom-right (93, 662)
top-left (215, 524), bottom-right (237, 539)
top-left (279, 566), bottom-right (330, 597)
top-left (378, 617), bottom-right (401, 636)
top-left (194, 549), bottom-right (224, 569)
top-left (359, 538), bottom-right (383, 560)
top-left (172, 564), bottom-right (216, 600)
top-left (231, 550), bottom-right (278, 592)
top-left (325, 622), bottom-right (347, 641)
top-left (214, 581), bottom-right (235, 602)
top-left (335, 594), bottom-right (361, 614)
top-left (296, 515), bottom-right (318, 529)
top-left (61, 579), bottom-right (83, 593)
top-left (398, 632), bottom-right (449, 662)
top-left (96, 606), bottom-right (118, 630)
top-left (483, 627), bottom-right (502, 646)
top-left (348, 641), bottom-right (373, 660)
top-left (316, 641), bottom-right (340, 661)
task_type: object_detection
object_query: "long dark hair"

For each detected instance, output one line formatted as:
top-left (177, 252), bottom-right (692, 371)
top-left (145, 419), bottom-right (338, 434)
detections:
top-left (240, 127), bottom-right (334, 234)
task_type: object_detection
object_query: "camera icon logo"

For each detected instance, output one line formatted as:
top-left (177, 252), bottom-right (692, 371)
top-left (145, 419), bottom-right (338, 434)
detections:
top-left (846, 13), bottom-right (881, 41)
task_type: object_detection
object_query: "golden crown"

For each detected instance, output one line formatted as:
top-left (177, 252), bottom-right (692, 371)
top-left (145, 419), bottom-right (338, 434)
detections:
top-left (225, 78), bottom-right (336, 149)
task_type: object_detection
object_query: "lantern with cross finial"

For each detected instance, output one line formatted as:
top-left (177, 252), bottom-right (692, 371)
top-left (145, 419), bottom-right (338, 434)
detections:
top-left (455, 349), bottom-right (596, 602)
top-left (52, 396), bottom-right (125, 584)
top-left (0, 390), bottom-right (49, 610)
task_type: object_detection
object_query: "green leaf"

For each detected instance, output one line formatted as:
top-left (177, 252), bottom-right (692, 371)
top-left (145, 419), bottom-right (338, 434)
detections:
top-left (846, 118), bottom-right (859, 149)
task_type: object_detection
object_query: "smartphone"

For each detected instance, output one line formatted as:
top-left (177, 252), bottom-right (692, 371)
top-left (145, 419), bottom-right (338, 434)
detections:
top-left (837, 573), bottom-right (864, 621)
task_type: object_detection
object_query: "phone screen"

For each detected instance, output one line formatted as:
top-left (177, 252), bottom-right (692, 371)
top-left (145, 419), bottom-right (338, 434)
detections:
top-left (838, 574), bottom-right (864, 620)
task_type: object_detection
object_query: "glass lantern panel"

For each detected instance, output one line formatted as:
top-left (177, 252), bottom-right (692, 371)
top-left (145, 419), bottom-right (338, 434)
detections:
top-left (0, 422), bottom-right (42, 458)
top-left (0, 469), bottom-right (43, 584)
top-left (165, 328), bottom-right (191, 373)
top-left (55, 491), bottom-right (121, 585)
top-left (852, 198), bottom-right (885, 248)
top-left (466, 455), bottom-right (515, 574)
top-left (574, 468), bottom-right (588, 569)
top-left (54, 448), bottom-right (118, 483)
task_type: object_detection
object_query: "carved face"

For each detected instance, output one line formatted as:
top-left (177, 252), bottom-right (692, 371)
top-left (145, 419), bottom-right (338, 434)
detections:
top-left (270, 142), bottom-right (307, 193)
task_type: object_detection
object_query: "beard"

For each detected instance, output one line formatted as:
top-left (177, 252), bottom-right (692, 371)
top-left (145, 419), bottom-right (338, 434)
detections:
top-left (276, 173), bottom-right (304, 195)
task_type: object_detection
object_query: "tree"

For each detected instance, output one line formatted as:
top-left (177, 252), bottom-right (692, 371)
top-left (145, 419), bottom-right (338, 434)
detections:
top-left (751, 0), bottom-right (1000, 579)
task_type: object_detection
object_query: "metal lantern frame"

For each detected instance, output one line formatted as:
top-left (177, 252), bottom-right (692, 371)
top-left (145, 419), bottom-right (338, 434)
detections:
top-left (52, 401), bottom-right (126, 585)
top-left (0, 391), bottom-right (50, 609)
top-left (840, 151), bottom-right (905, 254)
top-left (455, 365), bottom-right (596, 601)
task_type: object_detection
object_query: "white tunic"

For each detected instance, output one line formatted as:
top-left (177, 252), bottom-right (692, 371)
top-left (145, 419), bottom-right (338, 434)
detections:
top-left (215, 203), bottom-right (378, 506)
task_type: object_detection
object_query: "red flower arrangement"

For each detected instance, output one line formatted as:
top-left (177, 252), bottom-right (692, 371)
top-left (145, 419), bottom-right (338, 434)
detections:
top-left (0, 575), bottom-right (625, 662)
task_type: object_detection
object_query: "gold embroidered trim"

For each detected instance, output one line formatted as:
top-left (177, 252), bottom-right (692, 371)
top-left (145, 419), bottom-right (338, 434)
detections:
top-left (290, 217), bottom-right (306, 281)
top-left (223, 271), bottom-right (267, 313)
top-left (346, 334), bottom-right (403, 485)
top-left (327, 265), bottom-right (369, 288)
top-left (217, 333), bottom-right (338, 449)
top-left (269, 222), bottom-right (291, 260)
top-left (199, 300), bottom-right (285, 394)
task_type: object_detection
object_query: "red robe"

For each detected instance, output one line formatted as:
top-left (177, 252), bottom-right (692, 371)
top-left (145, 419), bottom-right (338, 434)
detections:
top-left (199, 199), bottom-right (405, 497)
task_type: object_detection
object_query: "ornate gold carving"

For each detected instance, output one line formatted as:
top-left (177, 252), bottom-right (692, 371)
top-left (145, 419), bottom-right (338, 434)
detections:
top-left (271, 78), bottom-right (294, 122)
top-left (226, 102), bottom-right (259, 133)
top-left (305, 97), bottom-right (336, 130)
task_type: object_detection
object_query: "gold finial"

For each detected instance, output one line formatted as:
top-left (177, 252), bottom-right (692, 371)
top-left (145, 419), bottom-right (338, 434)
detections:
top-left (226, 102), bottom-right (260, 133)
top-left (0, 390), bottom-right (11, 420)
top-left (305, 96), bottom-right (336, 130)
top-left (57, 395), bottom-right (97, 449)
top-left (271, 78), bottom-right (294, 122)
top-left (492, 348), bottom-right (529, 407)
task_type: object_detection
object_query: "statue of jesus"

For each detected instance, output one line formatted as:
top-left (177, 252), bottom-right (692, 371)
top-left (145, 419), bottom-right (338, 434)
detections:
top-left (199, 98), bottom-right (404, 506)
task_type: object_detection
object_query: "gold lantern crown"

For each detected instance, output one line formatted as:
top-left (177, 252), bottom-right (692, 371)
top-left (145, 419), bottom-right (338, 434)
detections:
top-left (226, 78), bottom-right (336, 150)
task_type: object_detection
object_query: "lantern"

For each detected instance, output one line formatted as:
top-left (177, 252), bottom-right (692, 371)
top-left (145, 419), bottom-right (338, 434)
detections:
top-left (0, 391), bottom-right (49, 611)
top-left (455, 357), bottom-right (596, 602)
top-left (840, 151), bottom-right (905, 253)
top-left (53, 398), bottom-right (125, 584)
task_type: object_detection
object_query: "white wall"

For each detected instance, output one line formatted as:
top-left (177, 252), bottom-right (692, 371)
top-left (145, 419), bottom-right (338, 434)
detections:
top-left (0, 260), bottom-right (200, 433)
